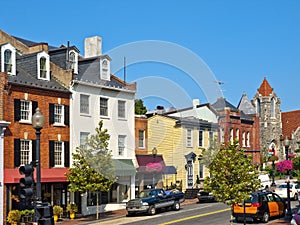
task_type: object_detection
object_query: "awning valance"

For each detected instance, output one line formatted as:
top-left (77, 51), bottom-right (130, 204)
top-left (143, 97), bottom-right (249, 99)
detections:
top-left (112, 159), bottom-right (136, 177)
top-left (136, 155), bottom-right (166, 173)
top-left (164, 166), bottom-right (177, 175)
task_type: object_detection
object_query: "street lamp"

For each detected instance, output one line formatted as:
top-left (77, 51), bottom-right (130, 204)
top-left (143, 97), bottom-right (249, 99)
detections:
top-left (152, 147), bottom-right (157, 188)
top-left (284, 136), bottom-right (292, 220)
top-left (32, 108), bottom-right (45, 202)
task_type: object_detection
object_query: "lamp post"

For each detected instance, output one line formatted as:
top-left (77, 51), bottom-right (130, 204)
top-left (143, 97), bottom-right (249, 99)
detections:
top-left (284, 136), bottom-right (292, 220)
top-left (152, 147), bottom-right (157, 188)
top-left (32, 108), bottom-right (45, 202)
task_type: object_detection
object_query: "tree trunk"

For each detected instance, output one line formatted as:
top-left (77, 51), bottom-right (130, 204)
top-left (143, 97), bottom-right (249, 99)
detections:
top-left (96, 191), bottom-right (99, 220)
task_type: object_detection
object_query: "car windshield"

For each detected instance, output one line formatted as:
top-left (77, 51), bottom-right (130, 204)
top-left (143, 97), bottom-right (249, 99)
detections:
top-left (138, 190), bottom-right (153, 198)
top-left (245, 194), bottom-right (258, 203)
top-left (278, 184), bottom-right (293, 188)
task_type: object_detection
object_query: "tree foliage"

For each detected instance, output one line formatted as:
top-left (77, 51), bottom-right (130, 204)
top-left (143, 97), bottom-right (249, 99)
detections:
top-left (66, 120), bottom-right (116, 193)
top-left (135, 99), bottom-right (147, 115)
top-left (204, 141), bottom-right (261, 206)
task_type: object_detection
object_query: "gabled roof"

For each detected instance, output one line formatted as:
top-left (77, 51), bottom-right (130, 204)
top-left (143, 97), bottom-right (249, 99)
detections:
top-left (281, 110), bottom-right (300, 139)
top-left (211, 97), bottom-right (238, 112)
top-left (238, 93), bottom-right (256, 115)
top-left (257, 77), bottom-right (275, 97)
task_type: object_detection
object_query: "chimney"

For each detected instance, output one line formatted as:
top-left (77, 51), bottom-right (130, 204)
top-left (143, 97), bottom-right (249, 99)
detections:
top-left (193, 99), bottom-right (199, 109)
top-left (84, 36), bottom-right (102, 58)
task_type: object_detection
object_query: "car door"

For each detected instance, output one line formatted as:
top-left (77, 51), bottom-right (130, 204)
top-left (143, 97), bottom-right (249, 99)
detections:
top-left (273, 193), bottom-right (285, 216)
top-left (266, 193), bottom-right (278, 217)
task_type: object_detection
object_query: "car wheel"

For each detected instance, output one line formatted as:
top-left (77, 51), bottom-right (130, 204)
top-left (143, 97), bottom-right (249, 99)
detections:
top-left (262, 212), bottom-right (269, 223)
top-left (172, 202), bottom-right (180, 211)
top-left (148, 206), bottom-right (156, 215)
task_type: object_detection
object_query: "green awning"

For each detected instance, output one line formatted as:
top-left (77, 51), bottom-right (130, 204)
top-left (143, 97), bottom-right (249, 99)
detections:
top-left (112, 159), bottom-right (136, 177)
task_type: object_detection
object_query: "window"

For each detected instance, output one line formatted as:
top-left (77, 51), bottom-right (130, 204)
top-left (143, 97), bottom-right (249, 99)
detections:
top-left (37, 52), bottom-right (50, 80)
top-left (54, 104), bottom-right (64, 125)
top-left (209, 131), bottom-right (214, 147)
top-left (80, 132), bottom-right (90, 147)
top-left (247, 132), bottom-right (250, 147)
top-left (20, 100), bottom-right (32, 122)
top-left (118, 135), bottom-right (126, 156)
top-left (199, 163), bottom-right (204, 179)
top-left (69, 50), bottom-right (78, 74)
top-left (256, 99), bottom-right (261, 114)
top-left (220, 128), bottom-right (224, 143)
top-left (186, 129), bottom-right (192, 147)
top-left (100, 59), bottom-right (110, 80)
top-left (198, 130), bottom-right (203, 147)
top-left (242, 132), bottom-right (246, 147)
top-left (1, 43), bottom-right (16, 75)
top-left (100, 97), bottom-right (108, 116)
top-left (271, 98), bottom-right (275, 118)
top-left (20, 140), bottom-right (32, 165)
top-left (236, 129), bottom-right (239, 141)
top-left (4, 49), bottom-right (12, 73)
top-left (118, 100), bottom-right (126, 118)
top-left (80, 94), bottom-right (90, 114)
top-left (138, 130), bottom-right (145, 148)
top-left (230, 129), bottom-right (234, 144)
top-left (54, 141), bottom-right (64, 167)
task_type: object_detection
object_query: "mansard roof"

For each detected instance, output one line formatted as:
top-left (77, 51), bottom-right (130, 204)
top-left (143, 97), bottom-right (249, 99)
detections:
top-left (238, 93), bottom-right (256, 115)
top-left (211, 97), bottom-right (238, 112)
top-left (257, 77), bottom-right (275, 97)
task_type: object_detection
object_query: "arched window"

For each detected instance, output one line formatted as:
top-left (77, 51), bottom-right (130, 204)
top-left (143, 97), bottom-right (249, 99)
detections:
top-left (40, 57), bottom-right (47, 79)
top-left (100, 58), bottom-right (110, 80)
top-left (256, 99), bottom-right (261, 114)
top-left (247, 132), bottom-right (250, 147)
top-left (4, 49), bottom-right (12, 72)
top-left (230, 128), bottom-right (234, 144)
top-left (68, 50), bottom-right (78, 74)
top-left (242, 132), bottom-right (246, 147)
top-left (271, 98), bottom-right (275, 118)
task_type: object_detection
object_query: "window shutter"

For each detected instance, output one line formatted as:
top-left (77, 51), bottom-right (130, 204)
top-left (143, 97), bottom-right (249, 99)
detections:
top-left (49, 104), bottom-right (54, 124)
top-left (14, 139), bottom-right (20, 167)
top-left (14, 99), bottom-right (21, 121)
top-left (64, 105), bottom-right (69, 126)
top-left (64, 142), bottom-right (70, 167)
top-left (32, 140), bottom-right (36, 162)
top-left (32, 101), bottom-right (38, 114)
top-left (49, 141), bottom-right (54, 167)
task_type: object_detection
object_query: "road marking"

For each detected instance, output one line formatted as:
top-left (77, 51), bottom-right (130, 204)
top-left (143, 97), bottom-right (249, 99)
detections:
top-left (158, 208), bottom-right (231, 225)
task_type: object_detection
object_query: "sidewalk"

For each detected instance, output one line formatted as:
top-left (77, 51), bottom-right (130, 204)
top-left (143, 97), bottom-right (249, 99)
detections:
top-left (54, 198), bottom-right (292, 225)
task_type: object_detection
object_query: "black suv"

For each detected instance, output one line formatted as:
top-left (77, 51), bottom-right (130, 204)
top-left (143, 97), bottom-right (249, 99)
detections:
top-left (233, 190), bottom-right (286, 223)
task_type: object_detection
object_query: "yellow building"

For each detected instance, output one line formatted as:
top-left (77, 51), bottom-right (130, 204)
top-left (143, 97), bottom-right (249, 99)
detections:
top-left (147, 114), bottom-right (218, 192)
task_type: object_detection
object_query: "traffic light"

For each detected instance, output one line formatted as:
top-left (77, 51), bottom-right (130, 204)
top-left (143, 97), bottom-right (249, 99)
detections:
top-left (19, 163), bottom-right (35, 200)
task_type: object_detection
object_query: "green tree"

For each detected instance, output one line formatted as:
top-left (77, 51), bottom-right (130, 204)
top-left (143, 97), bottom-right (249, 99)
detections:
top-left (66, 121), bottom-right (116, 219)
top-left (204, 141), bottom-right (261, 224)
top-left (135, 99), bottom-right (147, 115)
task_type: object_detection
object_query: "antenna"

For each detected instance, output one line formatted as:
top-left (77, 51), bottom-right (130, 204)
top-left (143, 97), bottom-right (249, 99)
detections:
top-left (124, 56), bottom-right (126, 83)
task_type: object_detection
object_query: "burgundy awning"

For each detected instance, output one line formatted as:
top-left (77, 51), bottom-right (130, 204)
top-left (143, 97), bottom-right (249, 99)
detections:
top-left (136, 155), bottom-right (166, 173)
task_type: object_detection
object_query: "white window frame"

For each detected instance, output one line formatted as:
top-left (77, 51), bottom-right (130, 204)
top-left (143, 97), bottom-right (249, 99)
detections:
top-left (138, 130), bottom-right (145, 148)
top-left (209, 131), bottom-right (214, 147)
top-left (199, 163), bottom-right (204, 179)
top-left (100, 97), bottom-right (108, 117)
top-left (1, 43), bottom-right (16, 75)
top-left (220, 128), bottom-right (224, 144)
top-left (186, 129), bottom-right (192, 147)
top-left (230, 128), bottom-right (234, 144)
top-left (247, 132), bottom-right (250, 147)
top-left (118, 135), bottom-right (126, 156)
top-left (80, 94), bottom-right (90, 115)
top-left (118, 100), bottom-right (126, 119)
top-left (54, 141), bottom-right (64, 167)
top-left (242, 132), bottom-right (246, 147)
top-left (69, 50), bottom-right (78, 74)
top-left (37, 51), bottom-right (50, 81)
top-left (100, 58), bottom-right (110, 81)
top-left (20, 100), bottom-right (32, 123)
top-left (54, 104), bottom-right (65, 125)
top-left (20, 139), bottom-right (32, 165)
top-left (80, 132), bottom-right (90, 147)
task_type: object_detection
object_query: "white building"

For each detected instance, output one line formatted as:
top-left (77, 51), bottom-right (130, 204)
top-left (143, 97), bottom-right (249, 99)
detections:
top-left (70, 36), bottom-right (136, 215)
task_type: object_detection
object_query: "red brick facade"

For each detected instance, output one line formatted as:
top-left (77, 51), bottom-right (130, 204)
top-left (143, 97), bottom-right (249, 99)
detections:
top-left (135, 116), bottom-right (148, 155)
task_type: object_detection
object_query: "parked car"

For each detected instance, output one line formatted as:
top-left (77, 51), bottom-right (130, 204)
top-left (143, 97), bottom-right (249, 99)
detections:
top-left (258, 173), bottom-right (271, 189)
top-left (273, 183), bottom-right (300, 201)
top-left (233, 190), bottom-right (286, 223)
top-left (197, 191), bottom-right (216, 203)
top-left (291, 208), bottom-right (300, 225)
top-left (126, 189), bottom-right (185, 216)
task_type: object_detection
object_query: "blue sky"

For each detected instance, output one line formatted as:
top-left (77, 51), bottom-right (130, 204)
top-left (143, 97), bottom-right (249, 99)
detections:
top-left (1, 0), bottom-right (299, 111)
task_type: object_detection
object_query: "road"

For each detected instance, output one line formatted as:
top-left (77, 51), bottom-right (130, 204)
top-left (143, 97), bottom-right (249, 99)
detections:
top-left (91, 200), bottom-right (299, 225)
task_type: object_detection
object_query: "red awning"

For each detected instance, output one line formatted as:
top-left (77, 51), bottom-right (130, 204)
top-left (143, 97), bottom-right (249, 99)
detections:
top-left (136, 155), bottom-right (166, 173)
top-left (4, 168), bottom-right (69, 184)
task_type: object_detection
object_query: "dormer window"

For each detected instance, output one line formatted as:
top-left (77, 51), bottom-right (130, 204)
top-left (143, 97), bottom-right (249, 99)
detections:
top-left (1, 43), bottom-right (16, 75)
top-left (37, 52), bottom-right (50, 80)
top-left (100, 58), bottom-right (110, 81)
top-left (68, 50), bottom-right (78, 74)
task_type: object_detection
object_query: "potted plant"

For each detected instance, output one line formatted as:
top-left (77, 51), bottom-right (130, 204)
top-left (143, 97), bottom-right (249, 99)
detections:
top-left (7, 209), bottom-right (21, 225)
top-left (52, 205), bottom-right (63, 222)
top-left (66, 203), bottom-right (78, 219)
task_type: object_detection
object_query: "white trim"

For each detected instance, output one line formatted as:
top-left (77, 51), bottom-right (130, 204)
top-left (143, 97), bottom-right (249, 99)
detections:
top-left (37, 51), bottom-right (50, 80)
top-left (100, 58), bottom-right (110, 81)
top-left (1, 43), bottom-right (16, 75)
top-left (69, 50), bottom-right (78, 74)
